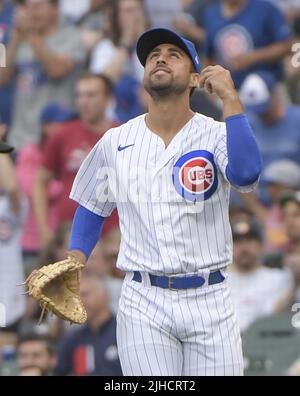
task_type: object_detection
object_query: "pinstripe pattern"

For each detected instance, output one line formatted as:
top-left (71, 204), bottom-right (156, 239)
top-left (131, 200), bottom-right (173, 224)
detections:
top-left (70, 113), bottom-right (251, 274)
top-left (117, 274), bottom-right (243, 376)
top-left (70, 112), bottom-right (256, 376)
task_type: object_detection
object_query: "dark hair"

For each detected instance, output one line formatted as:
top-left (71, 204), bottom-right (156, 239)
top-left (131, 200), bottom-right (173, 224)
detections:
top-left (108, 0), bottom-right (145, 46)
top-left (190, 87), bottom-right (196, 98)
top-left (78, 73), bottom-right (114, 96)
top-left (17, 333), bottom-right (56, 356)
top-left (190, 63), bottom-right (198, 98)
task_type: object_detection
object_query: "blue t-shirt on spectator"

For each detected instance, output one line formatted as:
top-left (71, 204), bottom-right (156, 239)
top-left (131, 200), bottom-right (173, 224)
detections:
top-left (0, 0), bottom-right (15, 125)
top-left (247, 105), bottom-right (300, 202)
top-left (203, 0), bottom-right (291, 88)
top-left (248, 105), bottom-right (300, 169)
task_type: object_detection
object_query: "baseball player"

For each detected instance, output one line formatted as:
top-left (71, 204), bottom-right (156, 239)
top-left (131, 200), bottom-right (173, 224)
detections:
top-left (27, 28), bottom-right (262, 376)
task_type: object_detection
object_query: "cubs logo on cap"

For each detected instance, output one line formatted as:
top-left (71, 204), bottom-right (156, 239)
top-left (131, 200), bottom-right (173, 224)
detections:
top-left (172, 150), bottom-right (218, 202)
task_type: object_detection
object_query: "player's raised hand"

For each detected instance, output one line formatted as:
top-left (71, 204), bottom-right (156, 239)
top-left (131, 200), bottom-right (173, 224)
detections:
top-left (199, 65), bottom-right (244, 118)
top-left (199, 65), bottom-right (236, 99)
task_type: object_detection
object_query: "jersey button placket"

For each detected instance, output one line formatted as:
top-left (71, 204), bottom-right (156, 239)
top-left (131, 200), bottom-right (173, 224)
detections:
top-left (151, 172), bottom-right (170, 267)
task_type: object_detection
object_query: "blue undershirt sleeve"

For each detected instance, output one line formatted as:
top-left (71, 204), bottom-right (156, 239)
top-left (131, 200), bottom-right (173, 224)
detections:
top-left (225, 114), bottom-right (262, 188)
top-left (69, 205), bottom-right (106, 258)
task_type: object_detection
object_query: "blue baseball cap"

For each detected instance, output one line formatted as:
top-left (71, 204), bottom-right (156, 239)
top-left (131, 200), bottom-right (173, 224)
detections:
top-left (40, 102), bottom-right (75, 124)
top-left (136, 28), bottom-right (201, 73)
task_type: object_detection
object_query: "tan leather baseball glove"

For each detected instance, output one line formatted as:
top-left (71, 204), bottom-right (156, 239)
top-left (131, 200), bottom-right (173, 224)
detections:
top-left (23, 254), bottom-right (87, 325)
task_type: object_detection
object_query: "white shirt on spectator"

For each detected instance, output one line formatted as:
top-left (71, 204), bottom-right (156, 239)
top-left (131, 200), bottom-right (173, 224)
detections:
top-left (59, 0), bottom-right (90, 23)
top-left (0, 193), bottom-right (27, 327)
top-left (90, 38), bottom-right (144, 83)
top-left (228, 266), bottom-right (293, 333)
top-left (106, 276), bottom-right (123, 316)
top-left (144, 0), bottom-right (183, 30)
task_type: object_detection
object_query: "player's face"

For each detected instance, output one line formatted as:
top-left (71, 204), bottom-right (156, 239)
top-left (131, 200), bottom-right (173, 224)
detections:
top-left (283, 202), bottom-right (300, 243)
top-left (143, 44), bottom-right (197, 98)
top-left (233, 238), bottom-right (261, 271)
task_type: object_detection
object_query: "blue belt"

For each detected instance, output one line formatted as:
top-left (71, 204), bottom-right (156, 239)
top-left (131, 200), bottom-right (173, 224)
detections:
top-left (132, 270), bottom-right (225, 290)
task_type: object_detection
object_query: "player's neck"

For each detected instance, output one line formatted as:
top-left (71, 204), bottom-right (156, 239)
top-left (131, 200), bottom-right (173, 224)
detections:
top-left (146, 99), bottom-right (195, 146)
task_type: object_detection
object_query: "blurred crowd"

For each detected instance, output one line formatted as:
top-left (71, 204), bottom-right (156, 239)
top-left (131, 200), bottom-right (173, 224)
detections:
top-left (0, 0), bottom-right (300, 376)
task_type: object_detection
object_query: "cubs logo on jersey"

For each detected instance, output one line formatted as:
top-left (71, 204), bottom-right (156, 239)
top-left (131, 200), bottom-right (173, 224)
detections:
top-left (172, 150), bottom-right (218, 202)
top-left (215, 24), bottom-right (254, 67)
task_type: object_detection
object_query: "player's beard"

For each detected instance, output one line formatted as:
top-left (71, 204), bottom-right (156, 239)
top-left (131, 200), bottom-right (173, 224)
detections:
top-left (144, 73), bottom-right (188, 100)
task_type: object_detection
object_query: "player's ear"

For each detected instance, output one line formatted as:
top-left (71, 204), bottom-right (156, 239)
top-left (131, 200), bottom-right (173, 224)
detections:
top-left (190, 73), bottom-right (200, 89)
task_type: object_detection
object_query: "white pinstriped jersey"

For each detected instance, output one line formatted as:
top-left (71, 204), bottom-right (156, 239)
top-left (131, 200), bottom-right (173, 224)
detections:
top-left (70, 113), bottom-right (256, 275)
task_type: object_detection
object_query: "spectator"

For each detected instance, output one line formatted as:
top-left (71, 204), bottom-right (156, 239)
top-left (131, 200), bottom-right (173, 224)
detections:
top-left (280, 191), bottom-right (300, 303)
top-left (17, 333), bottom-right (57, 376)
top-left (16, 102), bottom-right (74, 276)
top-left (144, 0), bottom-right (205, 46)
top-left (174, 0), bottom-right (215, 47)
top-left (76, 0), bottom-right (109, 52)
top-left (55, 272), bottom-right (122, 376)
top-left (87, 227), bottom-right (124, 315)
top-left (238, 72), bottom-right (300, 223)
top-left (40, 221), bottom-right (72, 266)
top-left (87, 242), bottom-right (115, 278)
top-left (281, 191), bottom-right (300, 255)
top-left (240, 160), bottom-right (300, 255)
top-left (202, 0), bottom-right (293, 89)
top-left (89, 0), bottom-right (147, 122)
top-left (33, 73), bottom-right (117, 250)
top-left (262, 161), bottom-right (300, 252)
top-left (0, 142), bottom-right (26, 332)
top-left (0, 0), bottom-right (16, 126)
top-left (0, 0), bottom-right (87, 150)
top-left (228, 219), bottom-right (295, 332)
top-left (145, 0), bottom-right (183, 30)
top-left (77, 0), bottom-right (108, 29)
top-left (240, 72), bottom-right (300, 170)
top-left (265, 0), bottom-right (300, 24)
top-left (59, 0), bottom-right (90, 24)
top-left (101, 227), bottom-right (124, 315)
